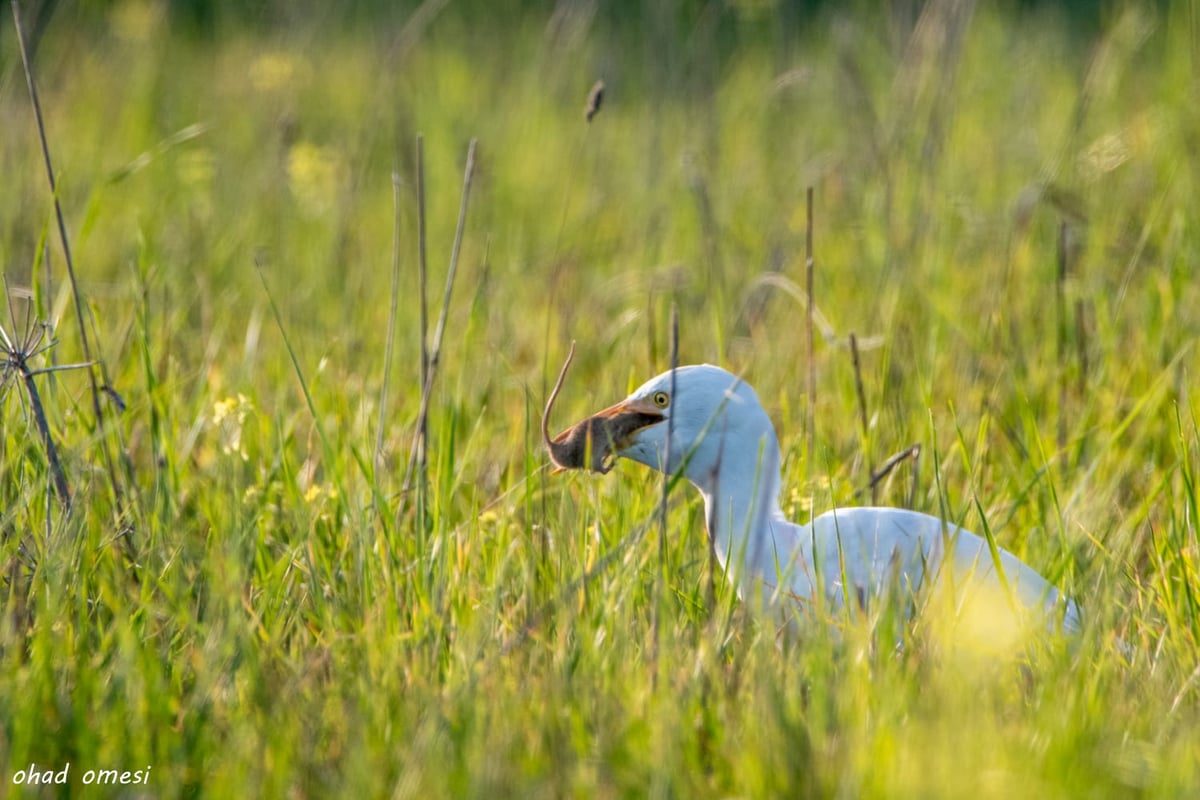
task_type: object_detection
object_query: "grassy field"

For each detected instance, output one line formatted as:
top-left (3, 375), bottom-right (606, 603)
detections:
top-left (1, 1), bottom-right (1199, 796)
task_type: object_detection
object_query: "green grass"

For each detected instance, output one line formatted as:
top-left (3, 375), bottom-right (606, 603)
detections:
top-left (2, 2), bottom-right (1199, 796)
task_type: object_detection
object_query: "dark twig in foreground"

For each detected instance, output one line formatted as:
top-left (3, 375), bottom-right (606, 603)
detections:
top-left (651, 303), bottom-right (680, 670)
top-left (856, 444), bottom-right (922, 504)
top-left (404, 138), bottom-right (478, 495)
top-left (12, 0), bottom-right (123, 511)
top-left (660, 304), bottom-right (680, 565)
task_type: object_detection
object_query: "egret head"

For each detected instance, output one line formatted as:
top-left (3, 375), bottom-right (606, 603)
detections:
top-left (546, 361), bottom-right (778, 488)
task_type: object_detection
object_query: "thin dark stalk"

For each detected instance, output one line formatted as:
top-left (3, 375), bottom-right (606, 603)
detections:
top-left (1056, 220), bottom-right (1068, 449)
top-left (428, 139), bottom-right (478, 376)
top-left (414, 136), bottom-right (429, 489)
top-left (375, 170), bottom-right (403, 478)
top-left (651, 304), bottom-right (679, 669)
top-left (538, 83), bottom-right (600, 571)
top-left (21, 370), bottom-right (70, 504)
top-left (849, 332), bottom-right (874, 503)
top-left (858, 444), bottom-right (921, 501)
top-left (659, 304), bottom-right (679, 566)
top-left (805, 186), bottom-right (816, 466)
top-left (44, 438), bottom-right (51, 546)
top-left (12, 1), bottom-right (121, 507)
top-left (404, 138), bottom-right (478, 494)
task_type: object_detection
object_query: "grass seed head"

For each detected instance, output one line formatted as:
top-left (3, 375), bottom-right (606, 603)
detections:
top-left (585, 79), bottom-right (605, 122)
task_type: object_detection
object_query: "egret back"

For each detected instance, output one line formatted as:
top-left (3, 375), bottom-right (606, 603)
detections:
top-left (773, 507), bottom-right (1080, 639)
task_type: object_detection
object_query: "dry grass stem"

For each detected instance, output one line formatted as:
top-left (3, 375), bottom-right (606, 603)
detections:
top-left (651, 303), bottom-right (680, 669)
top-left (585, 79), bottom-right (605, 122)
top-left (858, 443), bottom-right (922, 504)
top-left (404, 137), bottom-right (478, 494)
top-left (660, 303), bottom-right (679, 551)
top-left (12, 0), bottom-right (125, 518)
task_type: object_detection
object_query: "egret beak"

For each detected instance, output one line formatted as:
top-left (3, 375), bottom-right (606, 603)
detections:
top-left (547, 397), bottom-right (665, 474)
top-left (541, 343), bottom-right (665, 473)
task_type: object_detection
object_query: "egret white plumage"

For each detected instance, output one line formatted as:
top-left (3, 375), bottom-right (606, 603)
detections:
top-left (546, 361), bottom-right (1081, 640)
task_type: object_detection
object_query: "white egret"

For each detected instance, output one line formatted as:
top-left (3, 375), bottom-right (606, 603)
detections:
top-left (545, 361), bottom-right (1080, 639)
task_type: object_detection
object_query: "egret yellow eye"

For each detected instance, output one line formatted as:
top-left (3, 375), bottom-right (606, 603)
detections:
top-left (652, 391), bottom-right (670, 408)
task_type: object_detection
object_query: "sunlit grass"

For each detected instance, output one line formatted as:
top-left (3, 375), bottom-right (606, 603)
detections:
top-left (1, 2), bottom-right (1198, 796)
